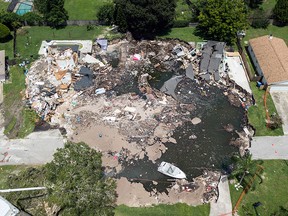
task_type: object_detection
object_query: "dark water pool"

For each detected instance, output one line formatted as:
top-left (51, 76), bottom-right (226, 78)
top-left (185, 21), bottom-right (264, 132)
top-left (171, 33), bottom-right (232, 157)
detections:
top-left (118, 79), bottom-right (245, 192)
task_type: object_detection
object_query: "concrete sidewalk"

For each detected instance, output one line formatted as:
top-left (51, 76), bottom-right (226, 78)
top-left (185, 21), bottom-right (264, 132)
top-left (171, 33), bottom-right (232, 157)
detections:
top-left (0, 129), bottom-right (64, 165)
top-left (210, 175), bottom-right (232, 216)
top-left (250, 136), bottom-right (288, 160)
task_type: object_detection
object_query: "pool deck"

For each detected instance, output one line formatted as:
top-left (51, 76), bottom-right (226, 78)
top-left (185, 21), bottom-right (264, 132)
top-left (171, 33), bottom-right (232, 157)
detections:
top-left (225, 54), bottom-right (252, 94)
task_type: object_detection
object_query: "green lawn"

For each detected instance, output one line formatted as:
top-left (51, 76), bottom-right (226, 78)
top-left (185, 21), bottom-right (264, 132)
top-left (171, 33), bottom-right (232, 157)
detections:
top-left (64, 0), bottom-right (112, 20)
top-left (0, 0), bottom-right (9, 12)
top-left (115, 204), bottom-right (210, 216)
top-left (245, 25), bottom-right (288, 44)
top-left (0, 26), bottom-right (105, 59)
top-left (158, 27), bottom-right (203, 42)
top-left (230, 160), bottom-right (288, 216)
top-left (3, 66), bottom-right (38, 138)
top-left (248, 82), bottom-right (283, 136)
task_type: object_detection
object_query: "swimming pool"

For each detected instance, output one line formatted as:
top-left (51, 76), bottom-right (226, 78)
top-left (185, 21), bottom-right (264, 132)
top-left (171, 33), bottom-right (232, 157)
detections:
top-left (15, 1), bottom-right (33, 15)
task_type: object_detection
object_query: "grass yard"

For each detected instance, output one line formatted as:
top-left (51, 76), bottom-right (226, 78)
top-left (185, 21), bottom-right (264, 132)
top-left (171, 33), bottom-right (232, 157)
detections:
top-left (115, 204), bottom-right (210, 216)
top-left (245, 25), bottom-right (288, 44)
top-left (230, 160), bottom-right (288, 216)
top-left (64, 0), bottom-right (112, 20)
top-left (0, 26), bottom-right (105, 59)
top-left (0, 0), bottom-right (9, 12)
top-left (248, 82), bottom-right (284, 136)
top-left (3, 66), bottom-right (39, 138)
top-left (158, 27), bottom-right (203, 42)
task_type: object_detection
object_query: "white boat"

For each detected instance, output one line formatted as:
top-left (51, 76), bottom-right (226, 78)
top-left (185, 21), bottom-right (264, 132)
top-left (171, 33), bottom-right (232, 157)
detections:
top-left (157, 162), bottom-right (186, 179)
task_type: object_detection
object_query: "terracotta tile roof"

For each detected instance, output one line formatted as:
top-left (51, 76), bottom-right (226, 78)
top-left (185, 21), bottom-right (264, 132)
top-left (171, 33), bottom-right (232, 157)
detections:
top-left (249, 35), bottom-right (288, 84)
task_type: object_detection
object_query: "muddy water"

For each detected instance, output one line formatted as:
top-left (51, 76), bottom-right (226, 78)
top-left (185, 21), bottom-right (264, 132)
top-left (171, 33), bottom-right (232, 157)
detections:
top-left (118, 79), bottom-right (245, 193)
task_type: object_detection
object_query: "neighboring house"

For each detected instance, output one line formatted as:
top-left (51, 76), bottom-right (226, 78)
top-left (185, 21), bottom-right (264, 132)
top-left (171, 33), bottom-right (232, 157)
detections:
top-left (248, 35), bottom-right (288, 91)
top-left (0, 195), bottom-right (20, 216)
top-left (0, 50), bottom-right (6, 82)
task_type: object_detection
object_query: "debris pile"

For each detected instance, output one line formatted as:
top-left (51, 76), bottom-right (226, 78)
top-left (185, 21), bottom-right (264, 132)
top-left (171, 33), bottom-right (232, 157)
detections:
top-left (25, 37), bottom-right (255, 206)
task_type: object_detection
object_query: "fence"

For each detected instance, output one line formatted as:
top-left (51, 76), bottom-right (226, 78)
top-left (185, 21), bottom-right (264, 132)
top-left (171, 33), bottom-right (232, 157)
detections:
top-left (236, 37), bottom-right (258, 81)
top-left (66, 20), bottom-right (100, 26)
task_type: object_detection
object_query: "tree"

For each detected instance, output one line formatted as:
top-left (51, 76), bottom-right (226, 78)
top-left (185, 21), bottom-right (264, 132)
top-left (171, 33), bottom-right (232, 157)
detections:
top-left (230, 153), bottom-right (263, 188)
top-left (22, 12), bottom-right (43, 26)
top-left (6, 142), bottom-right (116, 215)
top-left (45, 7), bottom-right (69, 28)
top-left (0, 23), bottom-right (10, 40)
top-left (196, 0), bottom-right (248, 44)
top-left (97, 3), bottom-right (115, 25)
top-left (34, 0), bottom-right (68, 27)
top-left (244, 0), bottom-right (263, 9)
top-left (114, 0), bottom-right (177, 38)
top-left (250, 9), bottom-right (270, 28)
top-left (273, 0), bottom-right (288, 25)
top-left (0, 12), bottom-right (22, 30)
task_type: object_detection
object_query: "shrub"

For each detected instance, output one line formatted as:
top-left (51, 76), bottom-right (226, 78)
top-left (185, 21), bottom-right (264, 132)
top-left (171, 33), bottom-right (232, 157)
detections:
top-left (273, 0), bottom-right (288, 25)
top-left (22, 12), bottom-right (43, 26)
top-left (250, 9), bottom-right (270, 28)
top-left (0, 23), bottom-right (10, 39)
top-left (97, 3), bottom-right (115, 25)
top-left (269, 114), bottom-right (283, 130)
top-left (173, 20), bottom-right (190, 28)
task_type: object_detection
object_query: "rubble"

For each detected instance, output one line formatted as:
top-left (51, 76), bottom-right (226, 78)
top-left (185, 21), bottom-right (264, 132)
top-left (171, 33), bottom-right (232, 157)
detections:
top-left (25, 37), bottom-right (255, 206)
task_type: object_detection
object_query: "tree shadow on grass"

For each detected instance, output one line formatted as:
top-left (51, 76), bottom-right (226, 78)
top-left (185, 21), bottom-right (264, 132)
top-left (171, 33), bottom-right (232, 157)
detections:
top-left (0, 34), bottom-right (13, 43)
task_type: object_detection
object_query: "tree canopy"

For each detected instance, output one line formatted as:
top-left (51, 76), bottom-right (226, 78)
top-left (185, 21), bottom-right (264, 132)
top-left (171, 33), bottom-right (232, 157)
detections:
top-left (273, 0), bottom-right (288, 25)
top-left (230, 153), bottom-right (263, 188)
top-left (0, 23), bottom-right (10, 40)
top-left (114, 0), bottom-right (177, 38)
top-left (34, 0), bottom-right (68, 27)
top-left (5, 142), bottom-right (116, 215)
top-left (196, 0), bottom-right (247, 44)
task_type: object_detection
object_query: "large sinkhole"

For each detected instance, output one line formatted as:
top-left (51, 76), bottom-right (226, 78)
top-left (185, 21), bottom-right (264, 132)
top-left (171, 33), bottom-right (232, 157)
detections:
top-left (118, 78), bottom-right (245, 193)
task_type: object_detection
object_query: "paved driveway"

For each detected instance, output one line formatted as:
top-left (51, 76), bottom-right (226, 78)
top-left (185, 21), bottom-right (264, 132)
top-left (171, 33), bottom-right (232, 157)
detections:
top-left (0, 130), bottom-right (64, 165)
top-left (270, 91), bottom-right (288, 135)
top-left (250, 136), bottom-right (288, 160)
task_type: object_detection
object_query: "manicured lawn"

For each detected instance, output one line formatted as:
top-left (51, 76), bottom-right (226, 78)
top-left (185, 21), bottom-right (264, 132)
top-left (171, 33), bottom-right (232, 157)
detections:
top-left (0, 26), bottom-right (105, 59)
top-left (0, 0), bottom-right (9, 12)
top-left (115, 204), bottom-right (210, 216)
top-left (248, 82), bottom-right (284, 136)
top-left (64, 0), bottom-right (112, 20)
top-left (0, 165), bottom-right (29, 189)
top-left (230, 160), bottom-right (288, 216)
top-left (3, 66), bottom-right (38, 138)
top-left (245, 25), bottom-right (288, 44)
top-left (158, 27), bottom-right (203, 42)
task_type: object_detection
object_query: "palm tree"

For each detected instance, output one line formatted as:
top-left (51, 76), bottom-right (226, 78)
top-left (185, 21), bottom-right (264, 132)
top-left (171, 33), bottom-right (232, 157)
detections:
top-left (230, 152), bottom-right (263, 188)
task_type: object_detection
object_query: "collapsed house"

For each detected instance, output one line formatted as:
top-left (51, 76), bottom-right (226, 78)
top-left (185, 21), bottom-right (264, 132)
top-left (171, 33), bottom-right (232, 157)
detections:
top-left (199, 41), bottom-right (225, 81)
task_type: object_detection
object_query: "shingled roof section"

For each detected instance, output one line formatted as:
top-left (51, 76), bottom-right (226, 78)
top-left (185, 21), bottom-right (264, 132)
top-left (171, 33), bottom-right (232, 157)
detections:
top-left (249, 35), bottom-right (288, 84)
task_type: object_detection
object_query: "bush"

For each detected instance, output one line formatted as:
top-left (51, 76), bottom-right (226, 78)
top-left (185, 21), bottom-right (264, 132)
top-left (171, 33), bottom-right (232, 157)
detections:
top-left (273, 0), bottom-right (288, 25)
top-left (269, 114), bottom-right (283, 130)
top-left (22, 12), bottom-right (43, 26)
top-left (86, 24), bottom-right (95, 31)
top-left (173, 20), bottom-right (190, 28)
top-left (97, 3), bottom-right (115, 25)
top-left (250, 9), bottom-right (270, 28)
top-left (0, 23), bottom-right (10, 39)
